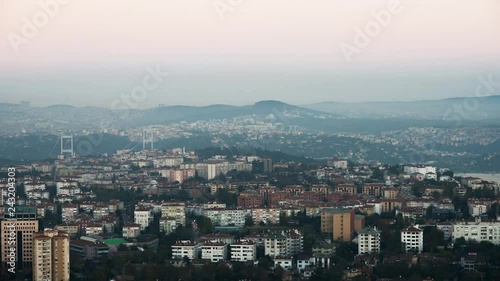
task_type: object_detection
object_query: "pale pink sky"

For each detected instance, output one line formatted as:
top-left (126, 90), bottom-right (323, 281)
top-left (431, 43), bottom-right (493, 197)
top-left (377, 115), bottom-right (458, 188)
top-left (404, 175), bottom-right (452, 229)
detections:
top-left (0, 0), bottom-right (499, 106)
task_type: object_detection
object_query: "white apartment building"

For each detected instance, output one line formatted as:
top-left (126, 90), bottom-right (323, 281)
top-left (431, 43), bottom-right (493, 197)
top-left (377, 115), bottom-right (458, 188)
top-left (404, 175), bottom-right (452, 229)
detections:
top-left (160, 217), bottom-right (177, 234)
top-left (231, 240), bottom-right (256, 261)
top-left (134, 207), bottom-right (153, 230)
top-left (203, 202), bottom-right (227, 209)
top-left (331, 159), bottom-right (348, 169)
top-left (26, 189), bottom-right (50, 200)
top-left (284, 229), bottom-right (304, 255)
top-left (153, 157), bottom-right (184, 168)
top-left (436, 223), bottom-right (453, 240)
top-left (401, 226), bottom-right (423, 253)
top-left (56, 180), bottom-right (79, 194)
top-left (274, 257), bottom-right (293, 270)
top-left (183, 161), bottom-right (251, 180)
top-left (161, 202), bottom-right (186, 226)
top-left (203, 208), bottom-right (246, 227)
top-left (469, 203), bottom-right (488, 218)
top-left (172, 241), bottom-right (200, 260)
top-left (452, 219), bottom-right (500, 244)
top-left (201, 242), bottom-right (227, 262)
top-left (24, 181), bottom-right (46, 193)
top-left (403, 165), bottom-right (436, 175)
top-left (357, 227), bottom-right (381, 255)
top-left (265, 233), bottom-right (287, 258)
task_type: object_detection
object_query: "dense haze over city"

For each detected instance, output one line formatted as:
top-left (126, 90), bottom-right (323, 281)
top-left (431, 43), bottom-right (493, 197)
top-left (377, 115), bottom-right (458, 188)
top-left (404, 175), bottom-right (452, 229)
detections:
top-left (1, 1), bottom-right (500, 281)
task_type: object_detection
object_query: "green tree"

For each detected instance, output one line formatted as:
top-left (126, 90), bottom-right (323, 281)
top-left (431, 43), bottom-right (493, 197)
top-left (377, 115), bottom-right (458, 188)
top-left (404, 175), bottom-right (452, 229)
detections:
top-left (423, 226), bottom-right (444, 252)
top-left (245, 216), bottom-right (254, 226)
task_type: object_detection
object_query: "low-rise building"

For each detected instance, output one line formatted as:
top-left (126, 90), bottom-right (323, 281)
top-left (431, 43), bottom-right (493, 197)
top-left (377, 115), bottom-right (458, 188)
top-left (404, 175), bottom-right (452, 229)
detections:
top-left (70, 239), bottom-right (109, 260)
top-left (274, 257), bottom-right (293, 270)
top-left (201, 241), bottom-right (227, 262)
top-left (203, 208), bottom-right (246, 227)
top-left (122, 223), bottom-right (141, 239)
top-left (171, 240), bottom-right (200, 260)
top-left (452, 219), bottom-right (500, 244)
top-left (230, 240), bottom-right (256, 261)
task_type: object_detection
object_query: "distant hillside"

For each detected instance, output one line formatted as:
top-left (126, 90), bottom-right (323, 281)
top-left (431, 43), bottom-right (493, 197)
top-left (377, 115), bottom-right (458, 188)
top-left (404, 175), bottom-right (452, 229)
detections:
top-left (135, 100), bottom-right (334, 125)
top-left (303, 95), bottom-right (500, 119)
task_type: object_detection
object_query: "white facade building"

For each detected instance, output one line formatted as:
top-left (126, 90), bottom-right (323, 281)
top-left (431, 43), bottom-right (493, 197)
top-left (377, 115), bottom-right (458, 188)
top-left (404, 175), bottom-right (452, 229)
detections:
top-left (160, 217), bottom-right (177, 234)
top-left (265, 233), bottom-right (287, 258)
top-left (469, 203), bottom-right (488, 218)
top-left (358, 227), bottom-right (381, 255)
top-left (134, 207), bottom-right (153, 230)
top-left (203, 208), bottom-right (246, 227)
top-left (403, 165), bottom-right (437, 176)
top-left (172, 241), bottom-right (200, 260)
top-left (401, 226), bottom-right (423, 253)
top-left (201, 242), bottom-right (227, 262)
top-left (230, 240), bottom-right (257, 261)
top-left (284, 229), bottom-right (304, 255)
top-left (452, 219), bottom-right (500, 244)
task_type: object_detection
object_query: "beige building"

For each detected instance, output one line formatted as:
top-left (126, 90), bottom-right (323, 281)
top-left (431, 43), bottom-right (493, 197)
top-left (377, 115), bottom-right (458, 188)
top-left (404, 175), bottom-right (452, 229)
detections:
top-left (354, 215), bottom-right (366, 233)
top-left (378, 199), bottom-right (403, 213)
top-left (55, 224), bottom-right (80, 236)
top-left (161, 201), bottom-right (186, 226)
top-left (335, 184), bottom-right (357, 194)
top-left (1, 206), bottom-right (39, 270)
top-left (33, 229), bottom-right (70, 281)
top-left (321, 208), bottom-right (355, 241)
top-left (122, 223), bottom-right (141, 239)
top-left (383, 187), bottom-right (399, 199)
top-left (362, 183), bottom-right (384, 197)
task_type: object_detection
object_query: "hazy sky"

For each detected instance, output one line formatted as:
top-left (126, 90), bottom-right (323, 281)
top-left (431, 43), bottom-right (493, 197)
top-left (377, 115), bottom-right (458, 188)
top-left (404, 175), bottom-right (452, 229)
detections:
top-left (0, 0), bottom-right (499, 108)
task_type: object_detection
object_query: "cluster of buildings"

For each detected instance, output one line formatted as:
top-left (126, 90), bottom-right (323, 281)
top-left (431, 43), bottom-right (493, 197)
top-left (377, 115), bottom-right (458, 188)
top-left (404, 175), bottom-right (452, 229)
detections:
top-left (0, 206), bottom-right (70, 281)
top-left (171, 229), bottom-right (304, 267)
top-left (1, 140), bottom-right (500, 281)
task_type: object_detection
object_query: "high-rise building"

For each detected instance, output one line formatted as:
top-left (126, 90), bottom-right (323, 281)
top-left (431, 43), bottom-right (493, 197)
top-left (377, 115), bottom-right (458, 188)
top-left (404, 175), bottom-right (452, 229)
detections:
top-left (265, 233), bottom-right (287, 258)
top-left (161, 201), bottom-right (186, 226)
top-left (357, 227), bottom-right (381, 255)
top-left (32, 229), bottom-right (70, 281)
top-left (262, 157), bottom-right (273, 173)
top-left (401, 226), bottom-right (423, 253)
top-left (1, 206), bottom-right (39, 270)
top-left (321, 208), bottom-right (355, 241)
